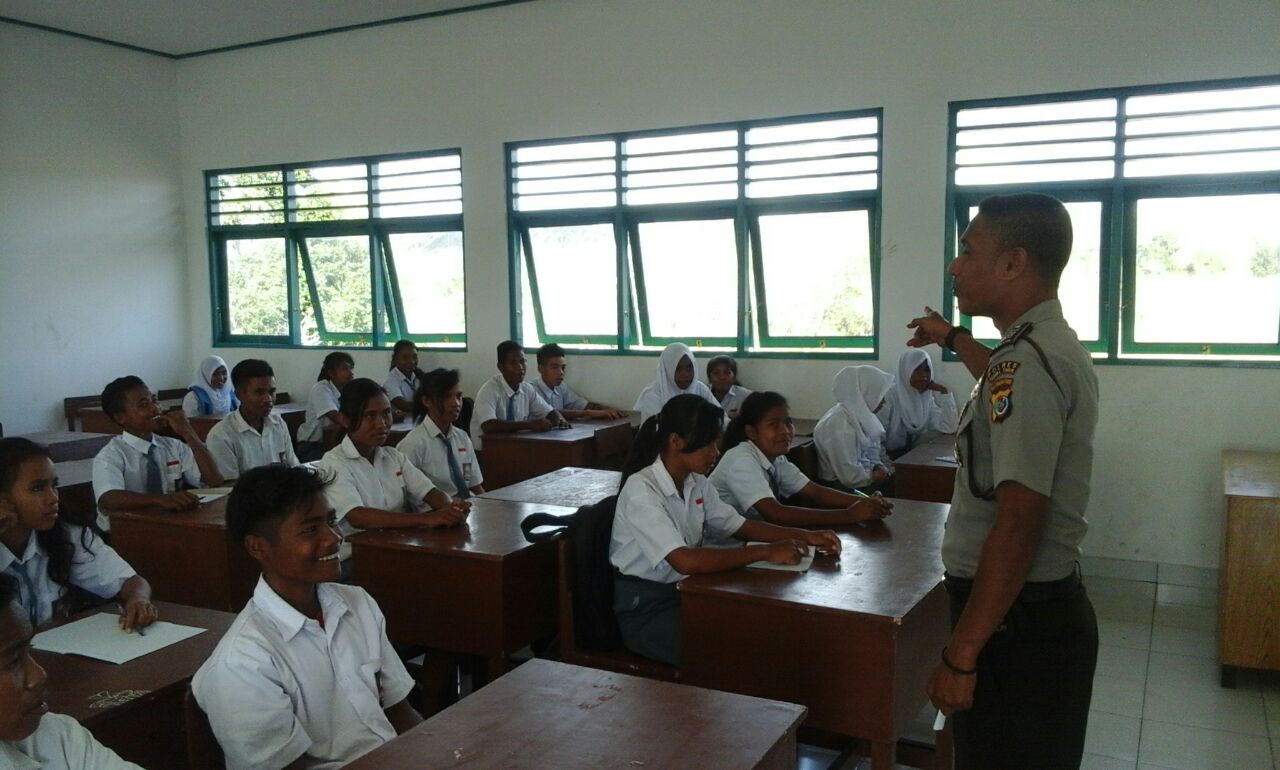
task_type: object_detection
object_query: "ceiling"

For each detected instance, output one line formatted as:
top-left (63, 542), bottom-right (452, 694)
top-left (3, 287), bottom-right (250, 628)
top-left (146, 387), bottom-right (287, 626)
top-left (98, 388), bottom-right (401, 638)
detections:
top-left (0, 0), bottom-right (525, 57)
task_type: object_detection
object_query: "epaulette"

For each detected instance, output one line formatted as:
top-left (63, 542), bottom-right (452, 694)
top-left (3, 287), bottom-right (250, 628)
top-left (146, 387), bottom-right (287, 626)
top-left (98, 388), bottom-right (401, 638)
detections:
top-left (993, 321), bottom-right (1034, 352)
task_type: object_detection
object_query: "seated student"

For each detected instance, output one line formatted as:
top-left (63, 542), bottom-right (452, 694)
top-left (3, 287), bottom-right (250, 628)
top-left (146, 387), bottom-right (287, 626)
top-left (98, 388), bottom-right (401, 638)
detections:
top-left (193, 465), bottom-right (421, 770)
top-left (531, 344), bottom-right (626, 420)
top-left (382, 339), bottom-right (425, 417)
top-left (878, 349), bottom-right (959, 457)
top-left (319, 379), bottom-right (469, 559)
top-left (706, 355), bottom-right (752, 419)
top-left (632, 342), bottom-right (720, 423)
top-left (398, 369), bottom-right (484, 500)
top-left (0, 573), bottom-right (143, 769)
top-left (92, 376), bottom-right (224, 531)
top-left (182, 355), bottom-right (238, 418)
top-left (206, 359), bottom-right (300, 481)
top-left (710, 392), bottom-right (894, 527)
top-left (296, 352), bottom-right (356, 462)
top-left (610, 394), bottom-right (841, 666)
top-left (469, 340), bottom-right (567, 451)
top-left (0, 438), bottom-right (156, 630)
top-left (814, 366), bottom-right (895, 493)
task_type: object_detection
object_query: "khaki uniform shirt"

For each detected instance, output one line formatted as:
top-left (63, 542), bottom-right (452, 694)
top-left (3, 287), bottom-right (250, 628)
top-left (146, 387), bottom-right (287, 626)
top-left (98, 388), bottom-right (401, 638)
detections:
top-left (942, 299), bottom-right (1099, 583)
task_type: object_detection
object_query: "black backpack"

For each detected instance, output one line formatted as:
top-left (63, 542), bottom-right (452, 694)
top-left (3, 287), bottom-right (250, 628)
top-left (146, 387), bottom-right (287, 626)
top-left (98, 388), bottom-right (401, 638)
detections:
top-left (520, 495), bottom-right (622, 651)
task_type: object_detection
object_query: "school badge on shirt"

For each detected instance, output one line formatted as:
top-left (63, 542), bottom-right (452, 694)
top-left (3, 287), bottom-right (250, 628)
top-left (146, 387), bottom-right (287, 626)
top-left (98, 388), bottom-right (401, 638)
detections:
top-left (986, 360), bottom-right (1020, 423)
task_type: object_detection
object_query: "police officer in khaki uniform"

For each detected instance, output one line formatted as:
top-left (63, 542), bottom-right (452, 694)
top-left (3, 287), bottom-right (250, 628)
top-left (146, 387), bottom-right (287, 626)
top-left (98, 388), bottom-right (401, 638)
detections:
top-left (908, 193), bottom-right (1099, 769)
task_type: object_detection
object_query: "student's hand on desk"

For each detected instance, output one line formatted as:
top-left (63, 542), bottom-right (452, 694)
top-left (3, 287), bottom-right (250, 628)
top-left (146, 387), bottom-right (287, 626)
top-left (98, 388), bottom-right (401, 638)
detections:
top-left (765, 539), bottom-right (809, 565)
top-left (803, 530), bottom-right (842, 556)
top-left (553, 416), bottom-right (571, 429)
top-left (927, 656), bottom-right (977, 716)
top-left (850, 493), bottom-right (894, 522)
top-left (157, 491), bottom-right (201, 510)
top-left (528, 418), bottom-right (553, 432)
top-left (602, 409), bottom-right (628, 420)
top-left (424, 506), bottom-right (468, 528)
top-left (906, 306), bottom-right (951, 349)
top-left (119, 599), bottom-right (158, 631)
top-left (871, 467), bottom-right (891, 484)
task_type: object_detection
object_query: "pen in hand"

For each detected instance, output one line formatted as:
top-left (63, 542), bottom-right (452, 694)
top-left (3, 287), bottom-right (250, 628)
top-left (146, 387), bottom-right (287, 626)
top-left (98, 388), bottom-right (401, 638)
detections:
top-left (117, 603), bottom-right (146, 636)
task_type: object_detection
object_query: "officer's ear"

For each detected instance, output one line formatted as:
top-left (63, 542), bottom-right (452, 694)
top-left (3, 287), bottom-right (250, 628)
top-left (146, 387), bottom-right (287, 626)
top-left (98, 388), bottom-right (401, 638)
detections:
top-left (998, 245), bottom-right (1031, 283)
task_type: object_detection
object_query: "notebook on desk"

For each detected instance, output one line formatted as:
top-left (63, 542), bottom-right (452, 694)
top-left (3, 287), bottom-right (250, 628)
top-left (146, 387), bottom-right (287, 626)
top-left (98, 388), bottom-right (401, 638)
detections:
top-left (33, 613), bottom-right (206, 665)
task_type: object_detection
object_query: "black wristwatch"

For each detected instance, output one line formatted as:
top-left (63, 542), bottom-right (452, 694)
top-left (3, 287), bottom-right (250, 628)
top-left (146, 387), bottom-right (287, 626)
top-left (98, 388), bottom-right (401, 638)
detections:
top-left (943, 325), bottom-right (971, 351)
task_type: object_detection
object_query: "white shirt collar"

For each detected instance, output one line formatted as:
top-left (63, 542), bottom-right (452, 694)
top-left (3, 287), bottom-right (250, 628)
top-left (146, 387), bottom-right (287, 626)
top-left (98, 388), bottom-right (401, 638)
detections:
top-left (0, 532), bottom-right (41, 572)
top-left (743, 440), bottom-right (774, 470)
top-left (647, 456), bottom-right (694, 499)
top-left (336, 435), bottom-right (365, 460)
top-left (251, 576), bottom-right (349, 643)
top-left (491, 373), bottom-right (519, 398)
top-left (228, 409), bottom-right (258, 435)
top-left (120, 431), bottom-right (155, 455)
top-left (0, 741), bottom-right (39, 770)
top-left (421, 418), bottom-right (450, 440)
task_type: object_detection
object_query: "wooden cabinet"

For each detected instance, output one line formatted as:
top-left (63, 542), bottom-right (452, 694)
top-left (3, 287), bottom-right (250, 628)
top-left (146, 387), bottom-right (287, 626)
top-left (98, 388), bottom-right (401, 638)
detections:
top-left (1218, 450), bottom-right (1280, 687)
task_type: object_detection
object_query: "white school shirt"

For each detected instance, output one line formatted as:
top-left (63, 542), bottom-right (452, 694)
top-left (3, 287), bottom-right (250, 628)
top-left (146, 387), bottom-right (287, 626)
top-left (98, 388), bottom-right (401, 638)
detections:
top-left (877, 389), bottom-right (960, 455)
top-left (205, 409), bottom-right (300, 480)
top-left (0, 714), bottom-right (142, 770)
top-left (709, 441), bottom-right (810, 521)
top-left (715, 385), bottom-right (753, 417)
top-left (609, 457), bottom-right (747, 584)
top-left (318, 437), bottom-right (437, 559)
top-left (381, 370), bottom-right (420, 406)
top-left (91, 432), bottom-right (202, 530)
top-left (530, 379), bottom-right (587, 412)
top-left (192, 578), bottom-right (414, 770)
top-left (0, 527), bottom-right (135, 628)
top-left (396, 418), bottom-right (483, 498)
top-left (814, 409), bottom-right (891, 489)
top-left (298, 380), bottom-right (342, 443)
top-left (469, 374), bottom-right (554, 451)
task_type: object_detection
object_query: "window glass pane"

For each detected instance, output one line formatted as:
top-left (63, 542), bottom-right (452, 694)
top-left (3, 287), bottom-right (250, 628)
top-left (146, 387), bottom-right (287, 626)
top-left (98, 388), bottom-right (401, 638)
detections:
top-left (956, 140), bottom-right (1114, 166)
top-left (388, 232), bottom-right (465, 336)
top-left (1124, 149), bottom-right (1280, 177)
top-left (747, 116), bottom-right (879, 144)
top-left (746, 138), bottom-right (877, 163)
top-left (757, 210), bottom-right (873, 338)
top-left (956, 99), bottom-right (1117, 128)
top-left (637, 219), bottom-right (737, 339)
top-left (515, 141), bottom-right (615, 163)
top-left (377, 155), bottom-right (460, 175)
top-left (516, 191), bottom-right (617, 211)
top-left (957, 121), bottom-right (1116, 146)
top-left (1134, 195), bottom-right (1280, 344)
top-left (526, 225), bottom-right (617, 337)
top-left (955, 159), bottom-right (1114, 186)
top-left (1127, 84), bottom-right (1280, 116)
top-left (626, 150), bottom-right (737, 172)
top-left (225, 238), bottom-right (287, 336)
top-left (304, 235), bottom-right (372, 338)
top-left (516, 159), bottom-right (616, 178)
top-left (747, 156), bottom-right (877, 180)
top-left (1126, 108), bottom-right (1280, 136)
top-left (625, 130), bottom-right (737, 155)
top-left (747, 174), bottom-right (877, 198)
top-left (625, 183), bottom-right (737, 205)
top-left (1125, 129), bottom-right (1280, 157)
top-left (625, 167), bottom-right (738, 188)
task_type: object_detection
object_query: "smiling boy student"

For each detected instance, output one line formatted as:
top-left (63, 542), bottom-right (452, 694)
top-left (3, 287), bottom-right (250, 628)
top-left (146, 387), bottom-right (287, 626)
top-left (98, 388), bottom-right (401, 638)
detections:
top-left (469, 340), bottom-right (568, 451)
top-left (206, 359), bottom-right (300, 481)
top-left (92, 375), bottom-right (224, 530)
top-left (532, 343), bottom-right (626, 420)
top-left (193, 465), bottom-right (421, 770)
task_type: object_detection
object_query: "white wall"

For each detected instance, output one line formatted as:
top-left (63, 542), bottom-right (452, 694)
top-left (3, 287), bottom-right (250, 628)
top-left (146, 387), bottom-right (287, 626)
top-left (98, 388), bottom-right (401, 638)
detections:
top-left (0, 26), bottom-right (188, 434)
top-left (57, 0), bottom-right (1275, 568)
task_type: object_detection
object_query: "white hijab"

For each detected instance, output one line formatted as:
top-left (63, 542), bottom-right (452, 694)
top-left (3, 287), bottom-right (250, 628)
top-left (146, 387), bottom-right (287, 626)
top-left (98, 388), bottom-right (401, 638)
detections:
top-left (889, 348), bottom-right (936, 435)
top-left (817, 365), bottom-right (893, 447)
top-left (190, 355), bottom-right (235, 413)
top-left (634, 343), bottom-right (716, 418)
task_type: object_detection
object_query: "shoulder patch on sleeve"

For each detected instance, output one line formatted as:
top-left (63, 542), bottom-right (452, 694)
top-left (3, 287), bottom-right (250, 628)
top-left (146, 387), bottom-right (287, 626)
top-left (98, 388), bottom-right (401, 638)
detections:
top-left (987, 361), bottom-right (1019, 423)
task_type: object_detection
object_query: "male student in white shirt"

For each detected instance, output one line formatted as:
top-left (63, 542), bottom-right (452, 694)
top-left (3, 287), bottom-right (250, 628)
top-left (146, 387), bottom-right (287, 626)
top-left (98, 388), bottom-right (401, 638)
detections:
top-left (206, 359), bottom-right (300, 480)
top-left (194, 465), bottom-right (421, 770)
top-left (469, 340), bottom-right (567, 451)
top-left (397, 368), bottom-right (485, 500)
top-left (531, 343), bottom-right (626, 420)
top-left (0, 573), bottom-right (142, 769)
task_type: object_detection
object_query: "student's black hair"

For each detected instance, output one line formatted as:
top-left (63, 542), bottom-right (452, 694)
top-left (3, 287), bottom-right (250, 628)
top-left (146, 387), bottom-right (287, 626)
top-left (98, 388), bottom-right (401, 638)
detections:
top-left (496, 340), bottom-right (522, 366)
top-left (413, 368), bottom-right (461, 421)
top-left (536, 343), bottom-right (566, 366)
top-left (230, 359), bottom-right (274, 390)
top-left (338, 378), bottom-right (387, 434)
top-left (226, 464), bottom-right (333, 545)
top-left (388, 339), bottom-right (417, 370)
top-left (316, 351), bottom-right (355, 382)
top-left (0, 572), bottom-right (17, 610)
top-left (722, 391), bottom-right (789, 450)
top-left (101, 375), bottom-right (147, 417)
top-left (0, 438), bottom-right (92, 594)
top-left (976, 193), bottom-right (1073, 286)
top-left (706, 354), bottom-right (739, 381)
top-left (620, 394), bottom-right (724, 490)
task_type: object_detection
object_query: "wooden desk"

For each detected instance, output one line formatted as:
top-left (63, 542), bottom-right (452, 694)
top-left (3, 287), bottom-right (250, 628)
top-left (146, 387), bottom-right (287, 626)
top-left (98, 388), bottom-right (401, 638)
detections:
top-left (35, 601), bottom-right (235, 770)
top-left (387, 416), bottom-right (415, 447)
top-left (480, 416), bottom-right (633, 489)
top-left (53, 458), bottom-right (95, 526)
top-left (482, 466), bottom-right (620, 509)
top-left (893, 435), bottom-right (957, 503)
top-left (349, 498), bottom-right (575, 680)
top-left (679, 498), bottom-right (950, 770)
top-left (345, 658), bottom-right (805, 770)
top-left (19, 430), bottom-right (113, 462)
top-left (77, 400), bottom-right (183, 436)
top-left (1219, 450), bottom-right (1280, 687)
top-left (107, 497), bottom-right (259, 612)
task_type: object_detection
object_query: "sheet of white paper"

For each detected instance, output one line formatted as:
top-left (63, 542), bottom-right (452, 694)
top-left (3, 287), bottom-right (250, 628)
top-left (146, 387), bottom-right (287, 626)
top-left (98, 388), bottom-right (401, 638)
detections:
top-left (196, 487), bottom-right (232, 503)
top-left (32, 613), bottom-right (206, 665)
top-left (744, 542), bottom-right (815, 572)
top-left (933, 456), bottom-right (959, 465)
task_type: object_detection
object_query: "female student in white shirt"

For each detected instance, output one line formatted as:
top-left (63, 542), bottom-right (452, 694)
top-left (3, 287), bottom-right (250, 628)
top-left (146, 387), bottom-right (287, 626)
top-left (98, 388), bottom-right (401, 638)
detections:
top-left (382, 339), bottom-right (425, 417)
top-left (632, 343), bottom-right (720, 422)
top-left (297, 352), bottom-right (356, 462)
top-left (610, 394), bottom-right (840, 666)
top-left (813, 365), bottom-right (895, 493)
top-left (0, 438), bottom-right (156, 631)
top-left (706, 355), bottom-right (752, 419)
top-left (397, 368), bottom-right (485, 500)
top-left (710, 392), bottom-right (893, 527)
top-left (182, 355), bottom-right (238, 418)
top-left (878, 349), bottom-right (959, 457)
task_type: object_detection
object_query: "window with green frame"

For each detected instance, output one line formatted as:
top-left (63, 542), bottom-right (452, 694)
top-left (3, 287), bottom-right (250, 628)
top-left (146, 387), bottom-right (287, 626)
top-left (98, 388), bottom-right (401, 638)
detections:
top-left (947, 77), bottom-right (1280, 363)
top-left (208, 151), bottom-right (467, 348)
top-left (507, 110), bottom-right (882, 354)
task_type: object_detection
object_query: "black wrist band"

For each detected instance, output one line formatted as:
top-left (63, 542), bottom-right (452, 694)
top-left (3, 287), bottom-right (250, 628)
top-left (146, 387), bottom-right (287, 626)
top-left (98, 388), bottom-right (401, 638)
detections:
top-left (943, 325), bottom-right (970, 351)
top-left (941, 647), bottom-right (977, 676)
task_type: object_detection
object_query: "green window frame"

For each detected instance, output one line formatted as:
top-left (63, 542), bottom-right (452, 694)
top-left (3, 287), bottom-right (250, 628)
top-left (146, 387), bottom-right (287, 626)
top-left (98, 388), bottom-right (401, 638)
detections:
top-left (507, 109), bottom-right (883, 356)
top-left (207, 150), bottom-right (467, 349)
top-left (946, 75), bottom-right (1280, 364)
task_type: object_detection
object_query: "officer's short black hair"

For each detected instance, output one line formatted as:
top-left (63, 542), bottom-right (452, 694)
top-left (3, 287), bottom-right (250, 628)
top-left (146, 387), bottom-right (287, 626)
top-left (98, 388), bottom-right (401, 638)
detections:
top-left (977, 193), bottom-right (1074, 286)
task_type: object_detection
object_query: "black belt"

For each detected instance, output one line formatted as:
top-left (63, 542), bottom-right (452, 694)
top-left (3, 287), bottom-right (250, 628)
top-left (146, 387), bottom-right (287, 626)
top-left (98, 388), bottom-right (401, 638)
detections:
top-left (613, 568), bottom-right (655, 584)
top-left (945, 564), bottom-right (1082, 604)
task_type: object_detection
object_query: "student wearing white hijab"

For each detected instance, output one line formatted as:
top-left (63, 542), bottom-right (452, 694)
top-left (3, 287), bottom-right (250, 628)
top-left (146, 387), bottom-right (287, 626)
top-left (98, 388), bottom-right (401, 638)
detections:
top-left (814, 365), bottom-right (894, 491)
top-left (878, 349), bottom-right (959, 457)
top-left (633, 343), bottom-right (720, 422)
top-left (182, 355), bottom-right (238, 417)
